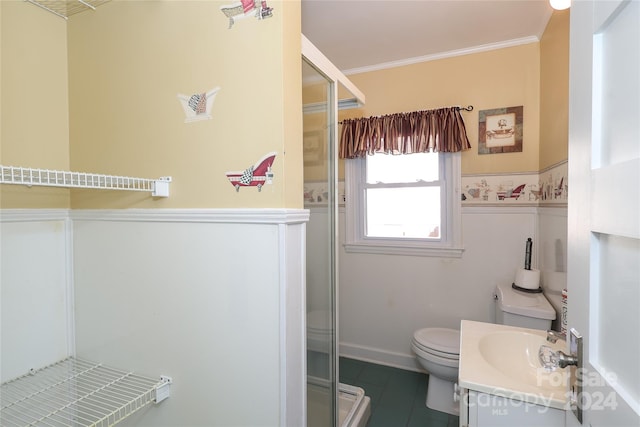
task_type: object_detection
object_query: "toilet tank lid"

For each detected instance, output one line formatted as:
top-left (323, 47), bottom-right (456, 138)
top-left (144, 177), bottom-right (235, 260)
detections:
top-left (496, 283), bottom-right (556, 320)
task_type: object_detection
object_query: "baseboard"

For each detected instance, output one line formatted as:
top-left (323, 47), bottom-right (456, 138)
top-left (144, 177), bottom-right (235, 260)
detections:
top-left (339, 341), bottom-right (424, 373)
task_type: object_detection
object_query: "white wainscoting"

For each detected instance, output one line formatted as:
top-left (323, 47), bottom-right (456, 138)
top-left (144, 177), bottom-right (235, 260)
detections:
top-left (0, 210), bottom-right (73, 382)
top-left (537, 206), bottom-right (569, 329)
top-left (324, 206), bottom-right (561, 371)
top-left (0, 208), bottom-right (308, 426)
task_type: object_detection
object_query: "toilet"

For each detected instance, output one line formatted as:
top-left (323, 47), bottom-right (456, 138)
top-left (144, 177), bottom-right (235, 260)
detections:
top-left (411, 282), bottom-right (556, 415)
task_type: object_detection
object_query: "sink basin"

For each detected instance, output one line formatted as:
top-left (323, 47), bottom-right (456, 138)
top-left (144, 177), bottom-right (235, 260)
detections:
top-left (459, 320), bottom-right (569, 410)
top-left (478, 330), bottom-right (568, 391)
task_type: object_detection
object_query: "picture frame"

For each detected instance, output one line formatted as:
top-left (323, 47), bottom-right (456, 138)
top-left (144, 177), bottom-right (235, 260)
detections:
top-left (478, 106), bottom-right (523, 154)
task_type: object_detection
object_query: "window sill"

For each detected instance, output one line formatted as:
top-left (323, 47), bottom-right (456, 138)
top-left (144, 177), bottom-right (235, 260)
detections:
top-left (343, 242), bottom-right (464, 258)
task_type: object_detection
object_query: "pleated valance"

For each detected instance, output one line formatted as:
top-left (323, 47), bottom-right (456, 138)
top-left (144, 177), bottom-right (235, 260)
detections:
top-left (339, 107), bottom-right (472, 159)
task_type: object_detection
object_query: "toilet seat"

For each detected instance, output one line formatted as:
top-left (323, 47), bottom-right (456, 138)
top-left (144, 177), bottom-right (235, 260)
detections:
top-left (412, 339), bottom-right (459, 361)
top-left (411, 344), bottom-right (459, 368)
top-left (412, 328), bottom-right (460, 359)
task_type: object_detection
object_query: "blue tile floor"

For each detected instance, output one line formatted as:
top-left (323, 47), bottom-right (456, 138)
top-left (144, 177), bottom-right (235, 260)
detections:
top-left (339, 357), bottom-right (459, 427)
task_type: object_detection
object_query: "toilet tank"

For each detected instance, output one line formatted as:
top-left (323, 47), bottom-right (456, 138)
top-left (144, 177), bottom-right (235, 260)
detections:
top-left (494, 283), bottom-right (556, 330)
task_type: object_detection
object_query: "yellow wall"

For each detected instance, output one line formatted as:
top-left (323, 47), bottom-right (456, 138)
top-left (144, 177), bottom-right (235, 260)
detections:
top-left (540, 9), bottom-right (570, 169)
top-left (1, 2), bottom-right (569, 208)
top-left (0, 1), bottom-right (70, 208)
top-left (68, 0), bottom-right (301, 208)
top-left (280, 0), bottom-right (303, 208)
top-left (342, 43), bottom-right (542, 175)
top-left (334, 13), bottom-right (570, 177)
top-left (1, 0), bottom-right (301, 209)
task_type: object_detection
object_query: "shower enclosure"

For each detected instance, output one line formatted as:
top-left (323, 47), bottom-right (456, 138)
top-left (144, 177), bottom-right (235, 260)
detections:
top-left (301, 36), bottom-right (368, 427)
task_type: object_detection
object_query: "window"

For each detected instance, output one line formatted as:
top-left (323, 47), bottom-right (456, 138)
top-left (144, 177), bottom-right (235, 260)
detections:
top-left (344, 152), bottom-right (463, 257)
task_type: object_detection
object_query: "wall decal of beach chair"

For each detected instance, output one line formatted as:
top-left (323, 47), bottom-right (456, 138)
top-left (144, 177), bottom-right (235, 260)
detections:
top-left (226, 152), bottom-right (276, 192)
top-left (220, 0), bottom-right (273, 29)
top-left (497, 183), bottom-right (526, 200)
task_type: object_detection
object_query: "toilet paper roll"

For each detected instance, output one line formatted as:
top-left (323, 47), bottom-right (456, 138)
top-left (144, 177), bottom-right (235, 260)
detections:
top-left (515, 268), bottom-right (541, 290)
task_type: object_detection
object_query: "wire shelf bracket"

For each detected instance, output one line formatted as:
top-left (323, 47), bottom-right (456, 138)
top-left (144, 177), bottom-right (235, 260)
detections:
top-left (0, 165), bottom-right (172, 198)
top-left (0, 357), bottom-right (172, 427)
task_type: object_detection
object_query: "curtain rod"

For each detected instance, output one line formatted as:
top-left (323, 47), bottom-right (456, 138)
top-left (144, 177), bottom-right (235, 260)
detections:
top-left (338, 105), bottom-right (474, 124)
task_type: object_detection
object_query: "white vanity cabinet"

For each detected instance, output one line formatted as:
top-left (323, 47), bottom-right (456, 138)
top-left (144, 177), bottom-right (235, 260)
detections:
top-left (460, 389), bottom-right (565, 427)
top-left (458, 321), bottom-right (569, 427)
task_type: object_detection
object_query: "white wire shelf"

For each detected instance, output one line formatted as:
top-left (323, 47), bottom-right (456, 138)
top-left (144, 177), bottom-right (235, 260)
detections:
top-left (0, 165), bottom-right (171, 198)
top-left (25, 0), bottom-right (111, 20)
top-left (0, 357), bottom-right (171, 427)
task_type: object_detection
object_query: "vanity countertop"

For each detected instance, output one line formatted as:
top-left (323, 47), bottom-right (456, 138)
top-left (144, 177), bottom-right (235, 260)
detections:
top-left (458, 320), bottom-right (569, 410)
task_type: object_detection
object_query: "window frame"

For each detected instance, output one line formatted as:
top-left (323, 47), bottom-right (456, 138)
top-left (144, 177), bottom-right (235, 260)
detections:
top-left (344, 152), bottom-right (464, 257)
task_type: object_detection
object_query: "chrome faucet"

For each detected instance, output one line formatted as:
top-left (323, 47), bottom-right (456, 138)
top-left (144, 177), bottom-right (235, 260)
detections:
top-left (555, 350), bottom-right (579, 368)
top-left (540, 332), bottom-right (579, 370)
top-left (546, 330), bottom-right (566, 343)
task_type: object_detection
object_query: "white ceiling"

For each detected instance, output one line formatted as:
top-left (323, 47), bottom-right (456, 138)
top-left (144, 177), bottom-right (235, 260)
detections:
top-left (301, 0), bottom-right (554, 74)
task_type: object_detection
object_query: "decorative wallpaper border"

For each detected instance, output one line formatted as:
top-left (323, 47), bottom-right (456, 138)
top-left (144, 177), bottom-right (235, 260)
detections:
top-left (304, 161), bottom-right (567, 208)
top-left (461, 161), bottom-right (567, 206)
top-left (304, 181), bottom-right (345, 206)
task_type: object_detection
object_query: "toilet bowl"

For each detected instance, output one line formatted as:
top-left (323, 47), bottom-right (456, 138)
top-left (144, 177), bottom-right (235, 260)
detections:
top-left (411, 283), bottom-right (557, 416)
top-left (411, 328), bottom-right (460, 415)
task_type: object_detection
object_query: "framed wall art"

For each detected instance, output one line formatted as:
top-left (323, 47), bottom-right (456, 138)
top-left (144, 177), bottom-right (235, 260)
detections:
top-left (478, 106), bottom-right (523, 154)
top-left (303, 130), bottom-right (325, 166)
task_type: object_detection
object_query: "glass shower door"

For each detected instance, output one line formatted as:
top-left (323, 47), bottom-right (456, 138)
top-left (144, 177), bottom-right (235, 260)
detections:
top-left (303, 57), bottom-right (339, 427)
top-left (302, 34), bottom-right (364, 427)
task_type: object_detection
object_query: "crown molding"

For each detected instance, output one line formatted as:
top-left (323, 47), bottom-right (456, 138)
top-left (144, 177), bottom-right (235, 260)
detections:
top-left (343, 36), bottom-right (540, 75)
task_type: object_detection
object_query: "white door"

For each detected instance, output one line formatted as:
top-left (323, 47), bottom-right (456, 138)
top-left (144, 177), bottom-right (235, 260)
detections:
top-left (567, 0), bottom-right (640, 426)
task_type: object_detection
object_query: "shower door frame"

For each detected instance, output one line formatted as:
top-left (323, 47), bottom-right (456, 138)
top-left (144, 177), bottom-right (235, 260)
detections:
top-left (302, 34), bottom-right (365, 427)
